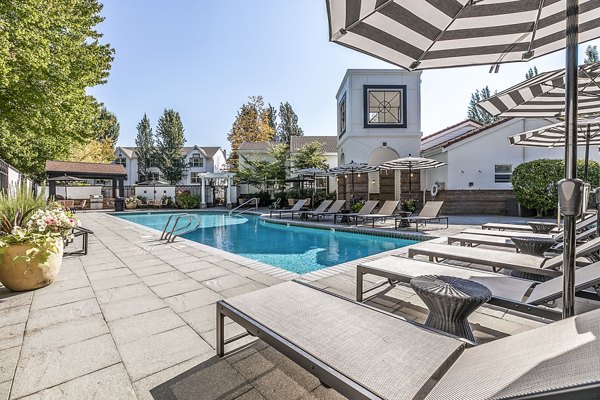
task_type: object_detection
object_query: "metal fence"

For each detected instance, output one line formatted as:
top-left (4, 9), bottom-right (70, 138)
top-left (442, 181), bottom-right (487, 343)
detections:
top-left (0, 159), bottom-right (9, 192)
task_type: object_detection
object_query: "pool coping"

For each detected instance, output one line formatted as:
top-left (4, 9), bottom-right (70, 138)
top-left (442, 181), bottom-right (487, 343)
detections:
top-left (104, 210), bottom-right (439, 282)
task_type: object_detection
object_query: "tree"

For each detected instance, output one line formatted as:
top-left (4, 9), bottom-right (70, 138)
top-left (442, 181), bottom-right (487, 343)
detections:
top-left (467, 86), bottom-right (501, 125)
top-left (525, 66), bottom-right (538, 79)
top-left (267, 104), bottom-right (277, 133)
top-left (276, 102), bottom-right (304, 144)
top-left (135, 114), bottom-right (154, 181)
top-left (292, 142), bottom-right (328, 170)
top-left (0, 0), bottom-right (114, 181)
top-left (227, 96), bottom-right (276, 171)
top-left (584, 45), bottom-right (599, 64)
top-left (236, 143), bottom-right (288, 189)
top-left (95, 106), bottom-right (120, 143)
top-left (155, 109), bottom-right (186, 184)
top-left (68, 140), bottom-right (115, 164)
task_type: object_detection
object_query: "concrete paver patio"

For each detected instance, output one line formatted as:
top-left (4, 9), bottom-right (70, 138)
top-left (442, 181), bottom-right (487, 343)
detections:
top-left (0, 210), bottom-right (595, 399)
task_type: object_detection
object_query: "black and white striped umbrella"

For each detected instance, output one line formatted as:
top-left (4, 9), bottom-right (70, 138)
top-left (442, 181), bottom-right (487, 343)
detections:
top-left (478, 63), bottom-right (600, 117)
top-left (328, 161), bottom-right (377, 202)
top-left (326, 0), bottom-right (600, 71)
top-left (379, 155), bottom-right (445, 193)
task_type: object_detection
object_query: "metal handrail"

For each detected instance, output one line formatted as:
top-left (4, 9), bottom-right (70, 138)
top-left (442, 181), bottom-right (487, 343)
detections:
top-left (169, 214), bottom-right (202, 242)
top-left (165, 214), bottom-right (194, 242)
top-left (160, 214), bottom-right (189, 240)
top-left (229, 197), bottom-right (259, 216)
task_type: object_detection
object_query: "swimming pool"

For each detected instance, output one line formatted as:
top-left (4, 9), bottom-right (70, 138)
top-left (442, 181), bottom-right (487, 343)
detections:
top-left (114, 212), bottom-right (418, 274)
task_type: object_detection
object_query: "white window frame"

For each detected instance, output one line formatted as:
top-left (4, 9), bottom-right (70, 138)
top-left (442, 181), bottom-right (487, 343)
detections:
top-left (115, 158), bottom-right (126, 167)
top-left (190, 155), bottom-right (203, 167)
top-left (494, 164), bottom-right (512, 183)
top-left (190, 172), bottom-right (202, 183)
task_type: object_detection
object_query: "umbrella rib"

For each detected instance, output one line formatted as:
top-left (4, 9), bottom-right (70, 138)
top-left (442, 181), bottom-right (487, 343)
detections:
top-left (523, 0), bottom-right (546, 58)
top-left (343, 0), bottom-right (393, 33)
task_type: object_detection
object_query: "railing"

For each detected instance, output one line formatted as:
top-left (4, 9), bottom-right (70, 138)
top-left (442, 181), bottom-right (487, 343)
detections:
top-left (229, 197), bottom-right (259, 216)
top-left (160, 213), bottom-right (202, 243)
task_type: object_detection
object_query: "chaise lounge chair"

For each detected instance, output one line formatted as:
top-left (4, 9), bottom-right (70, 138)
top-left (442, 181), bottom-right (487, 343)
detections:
top-left (333, 200), bottom-right (378, 224)
top-left (217, 281), bottom-right (600, 399)
top-left (349, 200), bottom-right (400, 227)
top-left (356, 256), bottom-right (600, 320)
top-left (482, 214), bottom-right (596, 234)
top-left (299, 199), bottom-right (346, 221)
top-left (269, 199), bottom-right (307, 218)
top-left (407, 236), bottom-right (600, 278)
top-left (288, 199), bottom-right (332, 220)
top-left (395, 201), bottom-right (448, 231)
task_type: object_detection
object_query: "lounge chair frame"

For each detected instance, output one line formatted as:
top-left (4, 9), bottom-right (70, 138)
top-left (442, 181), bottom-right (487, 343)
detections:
top-left (268, 199), bottom-right (307, 218)
top-left (64, 226), bottom-right (93, 256)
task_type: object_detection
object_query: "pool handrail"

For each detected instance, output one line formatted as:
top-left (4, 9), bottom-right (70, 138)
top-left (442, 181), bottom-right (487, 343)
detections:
top-left (160, 214), bottom-right (190, 240)
top-left (230, 197), bottom-right (259, 216)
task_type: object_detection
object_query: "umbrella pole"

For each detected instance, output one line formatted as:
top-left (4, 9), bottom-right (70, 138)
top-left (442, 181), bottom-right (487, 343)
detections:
top-left (351, 171), bottom-right (355, 204)
top-left (561, 0), bottom-right (579, 319)
top-left (584, 124), bottom-right (590, 182)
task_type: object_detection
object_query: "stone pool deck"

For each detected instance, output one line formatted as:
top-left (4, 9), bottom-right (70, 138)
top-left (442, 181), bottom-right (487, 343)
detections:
top-left (0, 210), bottom-right (595, 399)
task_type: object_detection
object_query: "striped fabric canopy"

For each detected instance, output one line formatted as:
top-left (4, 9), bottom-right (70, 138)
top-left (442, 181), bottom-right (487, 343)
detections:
top-left (326, 0), bottom-right (600, 70)
top-left (379, 156), bottom-right (446, 170)
top-left (478, 62), bottom-right (600, 117)
top-left (509, 118), bottom-right (600, 147)
top-left (328, 161), bottom-right (378, 174)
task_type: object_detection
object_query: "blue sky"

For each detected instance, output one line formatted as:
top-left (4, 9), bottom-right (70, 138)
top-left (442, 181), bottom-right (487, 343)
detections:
top-left (90, 1), bottom-right (600, 151)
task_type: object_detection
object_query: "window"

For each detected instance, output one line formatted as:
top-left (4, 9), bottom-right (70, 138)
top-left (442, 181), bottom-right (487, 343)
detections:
top-left (495, 164), bottom-right (512, 183)
top-left (364, 85), bottom-right (407, 128)
top-left (148, 172), bottom-right (160, 181)
top-left (191, 172), bottom-right (202, 183)
top-left (115, 158), bottom-right (126, 167)
top-left (190, 155), bottom-right (203, 167)
top-left (339, 94), bottom-right (346, 137)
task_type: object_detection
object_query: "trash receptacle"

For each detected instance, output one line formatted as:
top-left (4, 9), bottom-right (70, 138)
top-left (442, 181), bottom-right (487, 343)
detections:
top-left (115, 197), bottom-right (125, 212)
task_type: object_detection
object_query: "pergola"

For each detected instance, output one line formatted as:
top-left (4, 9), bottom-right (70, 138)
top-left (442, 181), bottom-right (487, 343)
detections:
top-left (198, 172), bottom-right (235, 208)
top-left (45, 160), bottom-right (127, 198)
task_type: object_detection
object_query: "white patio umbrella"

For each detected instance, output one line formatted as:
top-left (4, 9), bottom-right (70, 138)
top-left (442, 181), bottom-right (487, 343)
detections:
top-left (326, 0), bottom-right (600, 317)
top-left (328, 161), bottom-right (377, 203)
top-left (379, 155), bottom-right (446, 194)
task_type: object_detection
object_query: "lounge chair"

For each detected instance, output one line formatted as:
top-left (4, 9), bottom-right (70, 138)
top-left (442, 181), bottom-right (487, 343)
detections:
top-left (289, 199), bottom-right (332, 220)
top-left (299, 199), bottom-right (346, 222)
top-left (72, 199), bottom-right (87, 212)
top-left (407, 236), bottom-right (600, 277)
top-left (350, 200), bottom-right (400, 227)
top-left (333, 200), bottom-right (378, 224)
top-left (217, 281), bottom-right (600, 399)
top-left (356, 256), bottom-right (600, 320)
top-left (269, 199), bottom-right (307, 218)
top-left (395, 201), bottom-right (448, 231)
top-left (482, 214), bottom-right (596, 236)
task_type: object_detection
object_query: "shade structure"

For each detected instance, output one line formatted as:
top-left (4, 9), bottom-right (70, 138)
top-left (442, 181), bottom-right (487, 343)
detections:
top-left (47, 175), bottom-right (87, 199)
top-left (329, 161), bottom-right (377, 202)
top-left (379, 155), bottom-right (446, 193)
top-left (478, 62), bottom-right (600, 117)
top-left (326, 0), bottom-right (600, 318)
top-left (326, 0), bottom-right (600, 71)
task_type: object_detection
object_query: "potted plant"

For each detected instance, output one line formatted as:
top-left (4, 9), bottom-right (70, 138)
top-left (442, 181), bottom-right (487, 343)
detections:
top-left (0, 187), bottom-right (78, 291)
top-left (125, 196), bottom-right (138, 209)
top-left (401, 199), bottom-right (417, 213)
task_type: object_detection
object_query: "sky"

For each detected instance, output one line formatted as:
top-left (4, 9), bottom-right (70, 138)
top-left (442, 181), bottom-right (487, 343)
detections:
top-left (89, 1), bottom-right (600, 151)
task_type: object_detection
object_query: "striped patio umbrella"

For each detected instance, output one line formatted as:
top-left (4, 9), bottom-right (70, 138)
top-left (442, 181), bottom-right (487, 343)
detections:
top-left (328, 161), bottom-right (378, 202)
top-left (478, 63), bottom-right (600, 117)
top-left (379, 155), bottom-right (446, 193)
top-left (327, 0), bottom-right (600, 318)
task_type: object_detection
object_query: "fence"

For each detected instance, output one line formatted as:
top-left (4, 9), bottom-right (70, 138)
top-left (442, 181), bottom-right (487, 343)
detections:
top-left (0, 159), bottom-right (7, 192)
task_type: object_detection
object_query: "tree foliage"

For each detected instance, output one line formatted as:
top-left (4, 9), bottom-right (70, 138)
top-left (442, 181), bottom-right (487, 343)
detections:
top-left (0, 0), bottom-right (114, 181)
top-left (276, 102), bottom-right (304, 144)
top-left (292, 142), bottom-right (327, 170)
top-left (68, 140), bottom-right (115, 164)
top-left (584, 45), bottom-right (599, 64)
top-left (135, 114), bottom-right (154, 180)
top-left (155, 109), bottom-right (186, 184)
top-left (227, 96), bottom-right (275, 171)
top-left (95, 105), bottom-right (120, 143)
top-left (467, 86), bottom-right (501, 125)
top-left (525, 66), bottom-right (538, 79)
top-left (237, 143), bottom-right (288, 188)
top-left (512, 159), bottom-right (600, 215)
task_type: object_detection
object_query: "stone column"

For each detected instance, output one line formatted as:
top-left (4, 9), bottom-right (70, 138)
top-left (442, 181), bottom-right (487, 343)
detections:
top-left (200, 177), bottom-right (207, 208)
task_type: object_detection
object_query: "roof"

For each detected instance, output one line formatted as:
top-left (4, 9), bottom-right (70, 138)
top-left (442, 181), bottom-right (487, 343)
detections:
top-left (442, 118), bottom-right (513, 149)
top-left (118, 146), bottom-right (223, 158)
top-left (290, 136), bottom-right (337, 153)
top-left (421, 119), bottom-right (482, 152)
top-left (238, 141), bottom-right (272, 151)
top-left (45, 160), bottom-right (127, 177)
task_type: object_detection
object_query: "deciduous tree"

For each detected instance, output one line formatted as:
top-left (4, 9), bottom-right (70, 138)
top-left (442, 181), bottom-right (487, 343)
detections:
top-left (467, 86), bottom-right (501, 125)
top-left (276, 102), bottom-right (304, 144)
top-left (292, 142), bottom-right (327, 170)
top-left (155, 109), bottom-right (186, 184)
top-left (525, 66), bottom-right (538, 79)
top-left (584, 45), bottom-right (599, 64)
top-left (135, 114), bottom-right (154, 181)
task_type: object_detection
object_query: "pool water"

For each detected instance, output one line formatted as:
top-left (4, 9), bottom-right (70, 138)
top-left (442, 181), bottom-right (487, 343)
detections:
top-left (114, 212), bottom-right (417, 274)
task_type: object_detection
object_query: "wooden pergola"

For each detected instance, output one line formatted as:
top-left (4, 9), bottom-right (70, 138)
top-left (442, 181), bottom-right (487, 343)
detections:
top-left (45, 160), bottom-right (127, 198)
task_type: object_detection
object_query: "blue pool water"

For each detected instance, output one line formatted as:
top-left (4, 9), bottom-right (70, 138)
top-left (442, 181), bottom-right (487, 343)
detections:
top-left (114, 212), bottom-right (417, 274)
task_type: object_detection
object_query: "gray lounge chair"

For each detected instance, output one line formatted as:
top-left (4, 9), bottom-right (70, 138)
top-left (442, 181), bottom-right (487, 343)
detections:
top-left (289, 199), bottom-right (332, 220)
top-left (350, 200), bottom-right (400, 227)
top-left (356, 256), bottom-right (600, 320)
top-left (482, 214), bottom-right (596, 237)
top-left (217, 281), bottom-right (600, 399)
top-left (395, 201), bottom-right (448, 231)
top-left (300, 199), bottom-right (345, 221)
top-left (269, 199), bottom-right (307, 218)
top-left (333, 200), bottom-right (378, 224)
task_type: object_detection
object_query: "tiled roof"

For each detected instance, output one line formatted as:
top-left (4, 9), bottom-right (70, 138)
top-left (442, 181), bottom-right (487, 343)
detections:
top-left (442, 118), bottom-right (513, 148)
top-left (421, 119), bottom-right (482, 152)
top-left (290, 136), bottom-right (337, 153)
top-left (45, 160), bottom-right (127, 177)
top-left (118, 146), bottom-right (222, 158)
top-left (238, 141), bottom-right (272, 151)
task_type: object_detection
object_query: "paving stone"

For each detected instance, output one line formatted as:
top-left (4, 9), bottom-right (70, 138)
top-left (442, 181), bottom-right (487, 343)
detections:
top-left (202, 274), bottom-right (254, 293)
top-left (0, 381), bottom-right (9, 400)
top-left (87, 267), bottom-right (132, 281)
top-left (0, 290), bottom-right (33, 311)
top-left (0, 347), bottom-right (19, 383)
top-left (118, 326), bottom-right (212, 381)
top-left (173, 260), bottom-right (216, 273)
top-left (84, 261), bottom-right (126, 273)
top-left (11, 335), bottom-right (120, 399)
top-left (132, 264), bottom-right (174, 277)
top-left (101, 294), bottom-right (166, 322)
top-left (95, 283), bottom-right (154, 304)
top-left (90, 273), bottom-right (141, 291)
top-left (201, 323), bottom-right (253, 350)
top-left (235, 389), bottom-right (267, 400)
top-left (188, 266), bottom-right (230, 282)
top-left (26, 298), bottom-right (101, 331)
top-left (164, 288), bottom-right (223, 314)
top-left (276, 356), bottom-right (320, 392)
top-left (152, 278), bottom-right (204, 298)
top-left (179, 304), bottom-right (223, 334)
top-left (253, 369), bottom-right (307, 400)
top-left (245, 272), bottom-right (285, 287)
top-left (232, 352), bottom-right (275, 381)
top-left (125, 258), bottom-right (166, 270)
top-left (108, 308), bottom-right (185, 345)
top-left (34, 277), bottom-right (89, 295)
top-left (19, 364), bottom-right (136, 400)
top-left (301, 386), bottom-right (346, 400)
top-left (21, 314), bottom-right (108, 358)
top-left (30, 286), bottom-right (95, 310)
top-left (219, 282), bottom-right (268, 299)
top-left (0, 306), bottom-right (29, 328)
top-left (0, 323), bottom-right (25, 351)
top-left (141, 270), bottom-right (188, 287)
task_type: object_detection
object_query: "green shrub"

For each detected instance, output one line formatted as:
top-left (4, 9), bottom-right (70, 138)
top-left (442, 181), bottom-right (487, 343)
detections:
top-left (0, 184), bottom-right (46, 233)
top-left (314, 191), bottom-right (337, 204)
top-left (352, 201), bottom-right (364, 213)
top-left (401, 199), bottom-right (417, 212)
top-left (273, 191), bottom-right (288, 205)
top-left (175, 191), bottom-right (199, 209)
top-left (254, 191), bottom-right (272, 207)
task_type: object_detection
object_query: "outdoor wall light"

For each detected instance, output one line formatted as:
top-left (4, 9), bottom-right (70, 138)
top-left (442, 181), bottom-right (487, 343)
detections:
top-left (357, 173), bottom-right (361, 178)
top-left (460, 170), bottom-right (464, 174)
top-left (478, 170), bottom-right (482, 173)
top-left (371, 179), bottom-right (375, 184)
top-left (344, 174), bottom-right (348, 178)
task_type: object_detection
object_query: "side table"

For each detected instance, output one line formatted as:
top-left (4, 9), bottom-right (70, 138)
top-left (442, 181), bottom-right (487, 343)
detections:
top-left (410, 275), bottom-right (492, 342)
top-left (510, 236), bottom-right (557, 281)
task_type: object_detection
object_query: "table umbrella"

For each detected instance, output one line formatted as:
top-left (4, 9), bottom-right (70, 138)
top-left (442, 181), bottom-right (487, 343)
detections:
top-left (294, 168), bottom-right (331, 204)
top-left (47, 175), bottom-right (87, 199)
top-left (326, 0), bottom-right (600, 317)
top-left (328, 161), bottom-right (377, 203)
top-left (378, 155), bottom-right (446, 194)
top-left (508, 118), bottom-right (600, 181)
top-left (137, 178), bottom-right (170, 200)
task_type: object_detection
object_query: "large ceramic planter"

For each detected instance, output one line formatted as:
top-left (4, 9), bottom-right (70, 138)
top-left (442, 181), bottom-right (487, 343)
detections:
top-left (125, 202), bottom-right (137, 209)
top-left (0, 239), bottom-right (63, 291)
